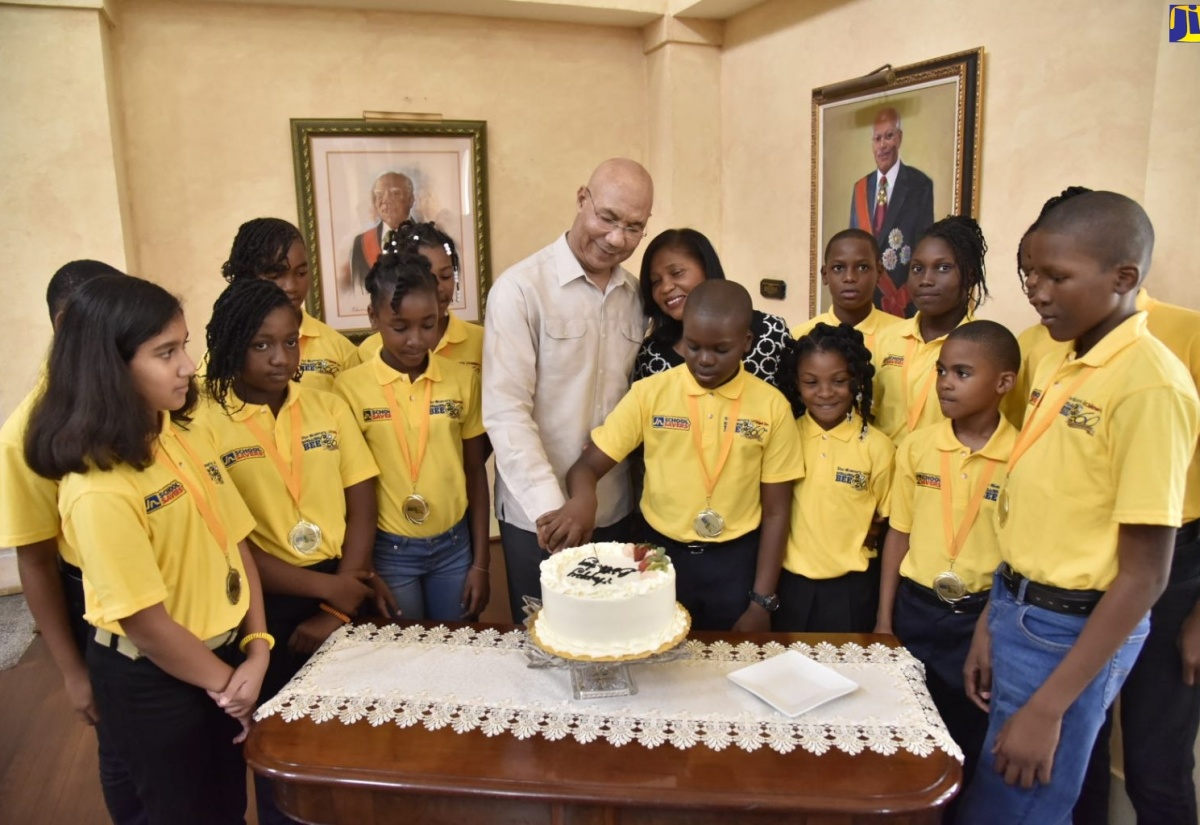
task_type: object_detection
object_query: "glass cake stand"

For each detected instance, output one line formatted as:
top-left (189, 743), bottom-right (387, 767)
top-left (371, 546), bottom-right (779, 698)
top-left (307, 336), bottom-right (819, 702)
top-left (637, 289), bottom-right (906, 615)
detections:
top-left (521, 597), bottom-right (691, 700)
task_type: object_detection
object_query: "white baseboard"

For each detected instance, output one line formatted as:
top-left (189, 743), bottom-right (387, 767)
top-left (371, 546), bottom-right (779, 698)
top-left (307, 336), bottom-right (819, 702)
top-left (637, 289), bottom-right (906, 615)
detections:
top-left (0, 548), bottom-right (20, 595)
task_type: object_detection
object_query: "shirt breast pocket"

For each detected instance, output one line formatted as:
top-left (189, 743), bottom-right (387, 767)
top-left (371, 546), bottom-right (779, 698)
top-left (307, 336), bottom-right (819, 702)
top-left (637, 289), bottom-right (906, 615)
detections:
top-left (543, 318), bottom-right (591, 377)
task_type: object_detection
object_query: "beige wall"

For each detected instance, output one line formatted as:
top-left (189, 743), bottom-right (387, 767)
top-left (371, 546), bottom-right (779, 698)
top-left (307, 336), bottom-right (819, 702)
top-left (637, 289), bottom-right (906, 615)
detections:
top-left (0, 3), bottom-right (129, 418)
top-left (111, 0), bottom-right (647, 368)
top-left (721, 0), bottom-right (1192, 332)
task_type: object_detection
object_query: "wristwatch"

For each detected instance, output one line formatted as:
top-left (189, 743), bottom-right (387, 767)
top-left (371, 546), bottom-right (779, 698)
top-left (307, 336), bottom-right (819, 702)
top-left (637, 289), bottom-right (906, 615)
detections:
top-left (748, 590), bottom-right (780, 612)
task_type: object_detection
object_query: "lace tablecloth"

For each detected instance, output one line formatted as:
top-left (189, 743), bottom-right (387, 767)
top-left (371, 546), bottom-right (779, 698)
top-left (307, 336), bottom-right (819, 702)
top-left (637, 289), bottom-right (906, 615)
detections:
top-left (255, 624), bottom-right (962, 760)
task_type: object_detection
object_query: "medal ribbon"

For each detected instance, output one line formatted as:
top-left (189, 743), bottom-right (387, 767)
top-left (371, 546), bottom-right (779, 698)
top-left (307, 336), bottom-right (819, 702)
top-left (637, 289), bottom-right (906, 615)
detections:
top-left (382, 378), bottom-right (433, 487)
top-left (154, 426), bottom-right (231, 565)
top-left (685, 393), bottom-right (743, 504)
top-left (1007, 356), bottom-right (1096, 474)
top-left (903, 336), bottom-right (939, 433)
top-left (938, 451), bottom-right (1000, 565)
top-left (242, 399), bottom-right (304, 508)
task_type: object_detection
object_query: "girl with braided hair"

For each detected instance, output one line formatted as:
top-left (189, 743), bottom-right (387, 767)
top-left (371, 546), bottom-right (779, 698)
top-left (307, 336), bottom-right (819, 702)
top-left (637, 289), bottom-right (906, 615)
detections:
top-left (193, 277), bottom-right (386, 824)
top-left (871, 215), bottom-right (990, 444)
top-left (772, 322), bottom-right (895, 632)
top-left (334, 250), bottom-right (491, 622)
top-left (221, 218), bottom-right (359, 392)
top-left (357, 222), bottom-right (484, 374)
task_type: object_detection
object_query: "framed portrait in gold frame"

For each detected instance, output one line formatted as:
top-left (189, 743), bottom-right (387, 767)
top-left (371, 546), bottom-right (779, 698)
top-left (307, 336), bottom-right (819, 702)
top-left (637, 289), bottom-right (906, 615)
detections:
top-left (809, 48), bottom-right (983, 318)
top-left (291, 118), bottom-right (491, 338)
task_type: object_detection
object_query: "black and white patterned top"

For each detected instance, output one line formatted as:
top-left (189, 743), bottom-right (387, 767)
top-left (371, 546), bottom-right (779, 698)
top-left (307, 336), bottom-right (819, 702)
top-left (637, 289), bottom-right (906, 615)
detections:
top-left (632, 310), bottom-right (793, 387)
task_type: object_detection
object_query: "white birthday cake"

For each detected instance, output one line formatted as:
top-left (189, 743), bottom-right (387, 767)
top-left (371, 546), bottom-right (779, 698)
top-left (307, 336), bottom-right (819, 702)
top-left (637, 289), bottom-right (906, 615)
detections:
top-left (531, 542), bottom-right (689, 660)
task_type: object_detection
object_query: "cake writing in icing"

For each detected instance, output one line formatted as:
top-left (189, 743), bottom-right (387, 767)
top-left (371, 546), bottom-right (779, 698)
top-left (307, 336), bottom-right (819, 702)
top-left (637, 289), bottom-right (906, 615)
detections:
top-left (567, 556), bottom-right (636, 586)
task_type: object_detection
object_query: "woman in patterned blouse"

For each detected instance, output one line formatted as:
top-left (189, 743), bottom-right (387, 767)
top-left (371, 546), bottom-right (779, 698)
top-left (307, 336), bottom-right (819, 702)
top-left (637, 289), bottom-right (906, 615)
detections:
top-left (633, 228), bottom-right (792, 386)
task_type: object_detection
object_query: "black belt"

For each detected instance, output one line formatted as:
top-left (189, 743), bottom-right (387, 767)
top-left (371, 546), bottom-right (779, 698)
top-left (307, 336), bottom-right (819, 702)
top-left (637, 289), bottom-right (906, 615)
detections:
top-left (900, 577), bottom-right (988, 614)
top-left (1177, 519), bottom-right (1199, 548)
top-left (1000, 563), bottom-right (1104, 616)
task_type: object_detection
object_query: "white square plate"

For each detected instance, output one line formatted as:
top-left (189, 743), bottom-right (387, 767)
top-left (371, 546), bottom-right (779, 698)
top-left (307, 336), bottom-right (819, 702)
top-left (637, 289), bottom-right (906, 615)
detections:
top-left (727, 650), bottom-right (859, 717)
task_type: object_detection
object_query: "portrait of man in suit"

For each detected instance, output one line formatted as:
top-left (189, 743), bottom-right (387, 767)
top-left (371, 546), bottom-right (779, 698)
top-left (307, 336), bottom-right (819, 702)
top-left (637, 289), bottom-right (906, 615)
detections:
top-left (346, 171), bottom-right (415, 293)
top-left (847, 107), bottom-right (934, 317)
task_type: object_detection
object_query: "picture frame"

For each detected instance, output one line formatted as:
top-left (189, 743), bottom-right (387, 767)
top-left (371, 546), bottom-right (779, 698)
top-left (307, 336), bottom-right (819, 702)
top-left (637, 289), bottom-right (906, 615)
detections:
top-left (290, 118), bottom-right (491, 337)
top-left (809, 48), bottom-right (983, 318)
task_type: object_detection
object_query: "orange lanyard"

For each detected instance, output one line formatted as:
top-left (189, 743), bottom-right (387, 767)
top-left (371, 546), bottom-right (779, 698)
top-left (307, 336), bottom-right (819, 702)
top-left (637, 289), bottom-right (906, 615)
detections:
top-left (382, 379), bottom-right (433, 486)
top-left (902, 337), bottom-right (939, 433)
top-left (154, 426), bottom-right (231, 562)
top-left (1008, 356), bottom-right (1096, 474)
top-left (939, 451), bottom-right (1000, 563)
top-left (685, 394), bottom-right (743, 502)
top-left (242, 400), bottom-right (304, 508)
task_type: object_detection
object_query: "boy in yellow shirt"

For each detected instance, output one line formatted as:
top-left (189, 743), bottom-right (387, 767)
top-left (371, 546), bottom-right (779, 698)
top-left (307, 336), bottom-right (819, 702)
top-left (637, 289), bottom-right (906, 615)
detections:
top-left (540, 280), bottom-right (804, 631)
top-left (875, 320), bottom-right (1019, 816)
top-left (791, 229), bottom-right (902, 354)
top-left (958, 192), bottom-right (1200, 823)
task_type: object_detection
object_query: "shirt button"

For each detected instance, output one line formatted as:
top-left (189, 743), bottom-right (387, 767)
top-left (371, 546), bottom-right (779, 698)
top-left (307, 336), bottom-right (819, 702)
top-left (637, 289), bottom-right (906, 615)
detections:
top-left (708, 413), bottom-right (714, 419)
top-left (961, 473), bottom-right (969, 479)
top-left (821, 453), bottom-right (827, 459)
top-left (821, 434), bottom-right (828, 440)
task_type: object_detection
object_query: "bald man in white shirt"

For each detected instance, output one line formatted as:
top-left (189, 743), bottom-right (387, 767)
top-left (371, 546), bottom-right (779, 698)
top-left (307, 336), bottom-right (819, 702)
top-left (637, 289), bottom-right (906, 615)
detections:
top-left (483, 158), bottom-right (654, 622)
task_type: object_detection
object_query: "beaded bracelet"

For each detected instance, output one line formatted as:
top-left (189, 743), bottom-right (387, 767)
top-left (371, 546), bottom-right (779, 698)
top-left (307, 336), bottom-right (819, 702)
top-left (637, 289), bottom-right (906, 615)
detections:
top-left (319, 603), bottom-right (352, 624)
top-left (239, 632), bottom-right (275, 653)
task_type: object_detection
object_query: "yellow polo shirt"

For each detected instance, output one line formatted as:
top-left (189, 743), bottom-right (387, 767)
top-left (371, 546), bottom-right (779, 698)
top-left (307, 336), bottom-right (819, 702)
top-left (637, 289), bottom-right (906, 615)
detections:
top-left (891, 418), bottom-right (1015, 593)
top-left (59, 419), bottom-right (256, 639)
top-left (791, 307), bottom-right (903, 355)
top-left (590, 364), bottom-right (804, 542)
top-left (872, 313), bottom-right (974, 445)
top-left (1007, 291), bottom-right (1200, 522)
top-left (1000, 313), bottom-right (1200, 591)
top-left (0, 381), bottom-right (83, 566)
top-left (334, 352), bottom-right (485, 537)
top-left (299, 310), bottom-right (360, 392)
top-left (191, 385), bottom-right (379, 565)
top-left (784, 413), bottom-right (895, 578)
top-left (358, 312), bottom-right (484, 374)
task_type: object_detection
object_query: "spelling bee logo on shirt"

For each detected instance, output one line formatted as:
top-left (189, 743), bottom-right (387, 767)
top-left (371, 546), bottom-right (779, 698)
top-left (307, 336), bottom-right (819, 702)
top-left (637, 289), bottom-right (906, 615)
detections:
top-left (429, 400), bottom-right (464, 420)
top-left (204, 462), bottom-right (225, 485)
top-left (145, 481), bottom-right (186, 513)
top-left (1169, 5), bottom-right (1200, 41)
top-left (301, 431), bottom-right (339, 451)
top-left (735, 418), bottom-right (770, 442)
top-left (299, 358), bottom-right (340, 377)
top-left (985, 483), bottom-right (1001, 502)
top-left (1059, 397), bottom-right (1101, 436)
top-left (835, 467), bottom-right (870, 491)
top-left (651, 415), bottom-right (691, 431)
top-left (882, 354), bottom-right (905, 368)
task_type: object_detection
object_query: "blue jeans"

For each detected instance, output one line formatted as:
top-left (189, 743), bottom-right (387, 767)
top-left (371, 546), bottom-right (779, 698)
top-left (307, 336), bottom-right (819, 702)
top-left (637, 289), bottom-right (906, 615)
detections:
top-left (957, 571), bottom-right (1149, 825)
top-left (374, 518), bottom-right (471, 621)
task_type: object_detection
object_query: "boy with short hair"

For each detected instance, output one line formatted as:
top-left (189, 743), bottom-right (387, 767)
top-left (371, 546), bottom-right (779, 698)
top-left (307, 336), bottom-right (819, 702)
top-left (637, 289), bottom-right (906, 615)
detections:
top-left (792, 228), bottom-right (902, 353)
top-left (957, 192), bottom-right (1200, 824)
top-left (875, 320), bottom-right (1020, 813)
top-left (539, 279), bottom-right (804, 632)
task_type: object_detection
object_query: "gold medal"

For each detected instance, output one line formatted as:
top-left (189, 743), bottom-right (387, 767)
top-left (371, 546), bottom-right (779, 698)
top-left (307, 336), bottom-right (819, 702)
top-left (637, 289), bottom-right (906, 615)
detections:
top-left (403, 493), bottom-right (430, 525)
top-left (693, 508), bottom-right (725, 539)
top-left (932, 570), bottom-right (968, 603)
top-left (288, 520), bottom-right (322, 554)
top-left (225, 568), bottom-right (242, 605)
top-left (998, 489), bottom-right (1010, 527)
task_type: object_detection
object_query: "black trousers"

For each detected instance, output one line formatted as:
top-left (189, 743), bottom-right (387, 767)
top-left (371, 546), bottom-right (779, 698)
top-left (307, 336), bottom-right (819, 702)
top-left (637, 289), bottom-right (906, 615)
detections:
top-left (641, 525), bottom-right (759, 631)
top-left (1075, 524), bottom-right (1200, 825)
top-left (894, 578), bottom-right (989, 824)
top-left (87, 635), bottom-right (247, 825)
top-left (772, 559), bottom-right (879, 633)
top-left (499, 516), bottom-right (633, 625)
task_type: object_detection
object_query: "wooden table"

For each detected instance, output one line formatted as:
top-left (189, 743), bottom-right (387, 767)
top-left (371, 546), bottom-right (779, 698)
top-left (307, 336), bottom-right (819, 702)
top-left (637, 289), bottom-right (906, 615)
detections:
top-left (246, 626), bottom-right (960, 824)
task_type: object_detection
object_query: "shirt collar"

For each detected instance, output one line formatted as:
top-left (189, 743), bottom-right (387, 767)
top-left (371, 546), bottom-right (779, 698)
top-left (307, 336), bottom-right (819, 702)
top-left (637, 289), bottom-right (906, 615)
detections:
top-left (227, 382), bottom-right (300, 423)
top-left (801, 411), bottom-right (860, 442)
top-left (934, 415), bottom-right (1018, 461)
top-left (901, 311), bottom-right (974, 345)
top-left (1135, 288), bottom-right (1154, 313)
top-left (437, 312), bottom-right (469, 352)
top-left (299, 309), bottom-right (321, 339)
top-left (553, 232), bottom-right (635, 292)
top-left (372, 349), bottom-right (443, 386)
top-left (1074, 311), bottom-right (1148, 368)
top-left (682, 363), bottom-right (747, 399)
